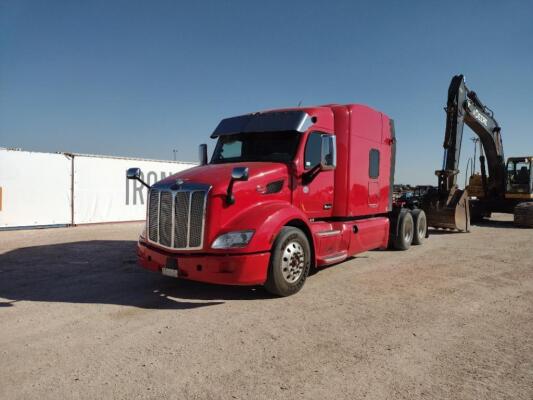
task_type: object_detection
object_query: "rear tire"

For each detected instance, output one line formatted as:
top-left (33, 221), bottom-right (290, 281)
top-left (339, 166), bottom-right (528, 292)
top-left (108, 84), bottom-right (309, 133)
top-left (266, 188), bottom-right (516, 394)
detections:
top-left (265, 227), bottom-right (311, 297)
top-left (411, 209), bottom-right (427, 245)
top-left (392, 210), bottom-right (414, 250)
top-left (514, 202), bottom-right (533, 228)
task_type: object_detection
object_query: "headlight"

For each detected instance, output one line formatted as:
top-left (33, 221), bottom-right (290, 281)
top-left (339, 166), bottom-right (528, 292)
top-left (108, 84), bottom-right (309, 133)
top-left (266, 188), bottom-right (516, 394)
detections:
top-left (211, 230), bottom-right (254, 249)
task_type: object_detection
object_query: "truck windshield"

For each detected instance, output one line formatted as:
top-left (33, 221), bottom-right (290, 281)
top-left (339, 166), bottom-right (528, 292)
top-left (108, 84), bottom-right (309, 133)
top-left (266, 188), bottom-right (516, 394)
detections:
top-left (211, 132), bottom-right (301, 164)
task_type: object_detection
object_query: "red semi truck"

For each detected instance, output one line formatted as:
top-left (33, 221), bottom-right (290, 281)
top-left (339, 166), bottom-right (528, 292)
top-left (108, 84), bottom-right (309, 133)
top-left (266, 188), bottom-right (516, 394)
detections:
top-left (127, 104), bottom-right (427, 296)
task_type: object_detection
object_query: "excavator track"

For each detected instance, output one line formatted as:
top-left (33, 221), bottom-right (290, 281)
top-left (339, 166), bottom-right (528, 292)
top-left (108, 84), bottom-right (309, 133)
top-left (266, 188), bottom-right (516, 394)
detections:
top-left (514, 202), bottom-right (533, 228)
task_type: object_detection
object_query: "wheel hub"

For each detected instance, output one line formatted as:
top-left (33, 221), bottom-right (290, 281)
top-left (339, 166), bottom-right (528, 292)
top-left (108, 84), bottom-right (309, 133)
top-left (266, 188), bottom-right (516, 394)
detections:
top-left (404, 218), bottom-right (414, 243)
top-left (281, 241), bottom-right (305, 283)
top-left (418, 217), bottom-right (427, 238)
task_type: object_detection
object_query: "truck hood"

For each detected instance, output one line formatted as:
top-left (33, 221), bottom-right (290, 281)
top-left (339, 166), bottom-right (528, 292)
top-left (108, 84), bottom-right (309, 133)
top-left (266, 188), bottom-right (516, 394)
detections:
top-left (155, 162), bottom-right (292, 250)
top-left (157, 162), bottom-right (290, 194)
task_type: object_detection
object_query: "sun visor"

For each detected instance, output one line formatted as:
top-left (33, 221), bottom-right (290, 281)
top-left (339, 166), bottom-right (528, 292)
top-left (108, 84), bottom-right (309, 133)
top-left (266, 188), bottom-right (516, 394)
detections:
top-left (211, 111), bottom-right (313, 138)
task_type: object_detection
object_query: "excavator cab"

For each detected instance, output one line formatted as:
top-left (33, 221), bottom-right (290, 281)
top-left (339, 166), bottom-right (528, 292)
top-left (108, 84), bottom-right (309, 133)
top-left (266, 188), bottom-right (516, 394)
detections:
top-left (506, 157), bottom-right (533, 199)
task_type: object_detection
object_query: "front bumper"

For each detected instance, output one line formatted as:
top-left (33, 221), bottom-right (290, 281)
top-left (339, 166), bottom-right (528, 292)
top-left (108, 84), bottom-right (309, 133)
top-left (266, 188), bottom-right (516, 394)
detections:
top-left (137, 240), bottom-right (270, 285)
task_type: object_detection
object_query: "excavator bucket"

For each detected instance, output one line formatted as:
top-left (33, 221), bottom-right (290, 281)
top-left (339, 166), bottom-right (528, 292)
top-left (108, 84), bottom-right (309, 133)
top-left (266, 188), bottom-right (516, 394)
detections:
top-left (423, 187), bottom-right (470, 232)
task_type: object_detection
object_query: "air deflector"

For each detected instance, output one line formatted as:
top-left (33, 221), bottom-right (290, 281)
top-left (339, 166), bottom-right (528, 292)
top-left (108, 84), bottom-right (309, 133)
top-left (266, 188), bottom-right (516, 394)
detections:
top-left (211, 111), bottom-right (313, 138)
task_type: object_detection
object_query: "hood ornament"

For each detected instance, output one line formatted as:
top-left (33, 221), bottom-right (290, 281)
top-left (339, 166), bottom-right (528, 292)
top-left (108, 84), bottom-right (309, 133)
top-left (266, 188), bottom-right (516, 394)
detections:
top-left (171, 178), bottom-right (186, 190)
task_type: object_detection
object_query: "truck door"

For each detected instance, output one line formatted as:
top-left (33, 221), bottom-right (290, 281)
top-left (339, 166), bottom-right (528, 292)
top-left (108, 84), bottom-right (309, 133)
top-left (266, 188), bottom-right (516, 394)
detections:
top-left (298, 131), bottom-right (335, 218)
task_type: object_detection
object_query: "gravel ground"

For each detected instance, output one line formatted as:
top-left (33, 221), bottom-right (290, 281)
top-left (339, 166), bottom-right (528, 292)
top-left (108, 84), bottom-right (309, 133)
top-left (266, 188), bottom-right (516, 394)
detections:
top-left (0, 214), bottom-right (531, 400)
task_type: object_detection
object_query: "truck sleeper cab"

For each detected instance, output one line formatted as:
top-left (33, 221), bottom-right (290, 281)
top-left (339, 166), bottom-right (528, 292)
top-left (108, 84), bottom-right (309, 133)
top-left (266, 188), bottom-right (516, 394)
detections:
top-left (130, 104), bottom-right (426, 296)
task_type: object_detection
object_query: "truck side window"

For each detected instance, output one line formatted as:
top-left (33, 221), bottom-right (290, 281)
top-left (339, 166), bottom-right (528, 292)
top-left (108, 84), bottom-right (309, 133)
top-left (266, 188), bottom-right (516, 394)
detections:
top-left (369, 149), bottom-right (380, 178)
top-left (304, 132), bottom-right (323, 170)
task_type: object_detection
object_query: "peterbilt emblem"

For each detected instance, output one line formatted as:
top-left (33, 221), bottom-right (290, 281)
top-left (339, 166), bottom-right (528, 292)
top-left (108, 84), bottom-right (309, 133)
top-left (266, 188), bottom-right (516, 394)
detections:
top-left (170, 178), bottom-right (185, 190)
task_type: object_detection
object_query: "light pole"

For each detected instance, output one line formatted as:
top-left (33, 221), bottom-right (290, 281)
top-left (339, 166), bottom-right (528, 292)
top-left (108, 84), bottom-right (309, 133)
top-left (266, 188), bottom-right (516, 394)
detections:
top-left (173, 149), bottom-right (178, 161)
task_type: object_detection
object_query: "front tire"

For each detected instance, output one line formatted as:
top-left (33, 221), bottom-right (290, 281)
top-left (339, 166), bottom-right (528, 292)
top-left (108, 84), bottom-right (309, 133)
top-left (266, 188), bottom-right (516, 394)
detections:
top-left (265, 227), bottom-right (311, 297)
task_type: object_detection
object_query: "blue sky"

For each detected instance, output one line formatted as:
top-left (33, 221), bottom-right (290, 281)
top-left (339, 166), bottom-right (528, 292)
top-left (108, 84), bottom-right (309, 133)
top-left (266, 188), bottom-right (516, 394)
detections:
top-left (1, 0), bottom-right (532, 184)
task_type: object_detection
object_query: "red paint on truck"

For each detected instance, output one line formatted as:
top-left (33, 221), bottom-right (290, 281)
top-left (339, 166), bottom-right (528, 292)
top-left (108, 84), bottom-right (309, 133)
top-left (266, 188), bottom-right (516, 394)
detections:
top-left (134, 104), bottom-right (418, 295)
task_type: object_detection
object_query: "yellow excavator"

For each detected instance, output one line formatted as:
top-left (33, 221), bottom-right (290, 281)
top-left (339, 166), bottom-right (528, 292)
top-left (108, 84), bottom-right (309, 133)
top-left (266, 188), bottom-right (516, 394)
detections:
top-left (422, 75), bottom-right (533, 230)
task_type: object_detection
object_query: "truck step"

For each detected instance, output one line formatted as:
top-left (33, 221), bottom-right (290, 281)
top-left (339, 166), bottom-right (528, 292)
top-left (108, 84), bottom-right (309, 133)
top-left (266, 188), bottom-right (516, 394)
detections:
top-left (320, 251), bottom-right (348, 266)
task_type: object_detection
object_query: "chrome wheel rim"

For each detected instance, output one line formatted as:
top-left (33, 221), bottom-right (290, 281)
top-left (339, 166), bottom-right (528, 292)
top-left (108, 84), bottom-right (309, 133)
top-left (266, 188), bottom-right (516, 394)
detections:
top-left (418, 216), bottom-right (427, 238)
top-left (281, 241), bottom-right (305, 283)
top-left (404, 218), bottom-right (414, 243)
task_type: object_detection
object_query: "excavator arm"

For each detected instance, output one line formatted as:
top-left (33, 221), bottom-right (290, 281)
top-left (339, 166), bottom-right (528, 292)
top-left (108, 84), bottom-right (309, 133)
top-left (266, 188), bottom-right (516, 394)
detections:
top-left (439, 74), bottom-right (506, 197)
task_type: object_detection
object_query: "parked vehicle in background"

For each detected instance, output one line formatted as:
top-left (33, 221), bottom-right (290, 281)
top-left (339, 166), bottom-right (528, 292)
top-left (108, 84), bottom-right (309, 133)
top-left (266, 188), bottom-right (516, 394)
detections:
top-left (395, 191), bottom-right (415, 208)
top-left (128, 104), bottom-right (428, 296)
top-left (413, 185), bottom-right (433, 198)
top-left (394, 186), bottom-right (435, 210)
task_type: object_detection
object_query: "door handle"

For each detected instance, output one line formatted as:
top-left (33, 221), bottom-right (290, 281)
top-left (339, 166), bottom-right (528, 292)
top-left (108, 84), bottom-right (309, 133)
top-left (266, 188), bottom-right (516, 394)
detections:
top-left (323, 203), bottom-right (332, 210)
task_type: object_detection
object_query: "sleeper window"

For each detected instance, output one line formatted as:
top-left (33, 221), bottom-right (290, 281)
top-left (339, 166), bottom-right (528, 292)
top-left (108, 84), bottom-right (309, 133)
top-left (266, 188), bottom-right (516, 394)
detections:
top-left (369, 149), bottom-right (380, 178)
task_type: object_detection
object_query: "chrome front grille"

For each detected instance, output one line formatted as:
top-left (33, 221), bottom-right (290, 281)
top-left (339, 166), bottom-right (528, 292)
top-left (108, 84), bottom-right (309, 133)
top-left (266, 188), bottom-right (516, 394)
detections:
top-left (174, 191), bottom-right (190, 248)
top-left (148, 190), bottom-right (159, 241)
top-left (147, 185), bottom-right (208, 250)
top-left (189, 191), bottom-right (205, 247)
top-left (159, 191), bottom-right (173, 247)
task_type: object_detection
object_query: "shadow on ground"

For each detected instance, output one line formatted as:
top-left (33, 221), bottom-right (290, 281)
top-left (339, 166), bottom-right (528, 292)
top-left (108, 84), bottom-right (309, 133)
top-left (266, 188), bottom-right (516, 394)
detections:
top-left (0, 241), bottom-right (273, 310)
top-left (427, 216), bottom-right (517, 235)
top-left (471, 218), bottom-right (517, 229)
top-left (427, 228), bottom-right (465, 236)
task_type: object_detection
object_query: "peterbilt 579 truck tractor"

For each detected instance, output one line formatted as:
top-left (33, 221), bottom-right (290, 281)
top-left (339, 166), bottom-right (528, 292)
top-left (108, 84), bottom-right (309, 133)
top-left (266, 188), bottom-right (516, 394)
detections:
top-left (127, 104), bottom-right (427, 296)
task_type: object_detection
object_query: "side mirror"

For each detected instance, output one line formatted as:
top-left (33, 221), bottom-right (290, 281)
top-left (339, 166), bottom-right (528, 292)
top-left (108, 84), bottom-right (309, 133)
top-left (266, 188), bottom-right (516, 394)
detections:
top-left (226, 167), bottom-right (249, 205)
top-left (126, 167), bottom-right (150, 188)
top-left (199, 144), bottom-right (208, 166)
top-left (231, 166), bottom-right (249, 181)
top-left (127, 167), bottom-right (141, 179)
top-left (320, 135), bottom-right (336, 170)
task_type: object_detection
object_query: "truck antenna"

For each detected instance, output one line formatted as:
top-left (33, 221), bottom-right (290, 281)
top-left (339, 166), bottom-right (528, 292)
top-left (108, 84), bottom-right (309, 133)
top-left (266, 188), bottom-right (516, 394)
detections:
top-left (297, 100), bottom-right (303, 107)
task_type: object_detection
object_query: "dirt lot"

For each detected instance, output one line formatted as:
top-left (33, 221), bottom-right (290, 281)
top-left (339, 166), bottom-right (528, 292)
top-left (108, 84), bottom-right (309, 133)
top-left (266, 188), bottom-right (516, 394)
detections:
top-left (0, 214), bottom-right (531, 400)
